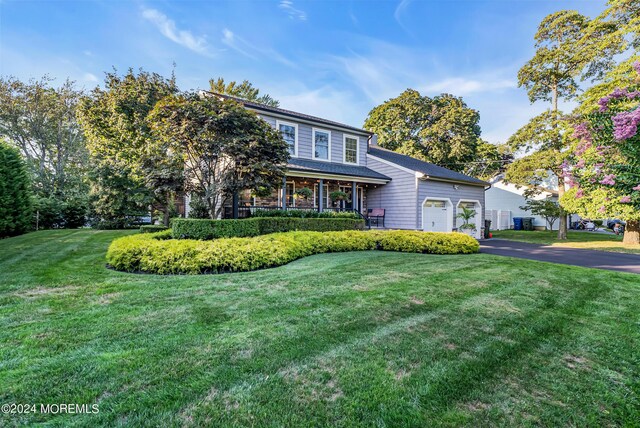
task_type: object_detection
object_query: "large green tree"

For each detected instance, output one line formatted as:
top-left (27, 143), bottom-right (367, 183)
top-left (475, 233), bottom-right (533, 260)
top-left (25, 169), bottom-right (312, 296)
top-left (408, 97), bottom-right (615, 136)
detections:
top-left (579, 0), bottom-right (640, 113)
top-left (149, 93), bottom-right (289, 219)
top-left (508, 10), bottom-right (622, 239)
top-left (562, 63), bottom-right (640, 244)
top-left (0, 140), bottom-right (32, 237)
top-left (364, 89), bottom-right (481, 172)
top-left (465, 141), bottom-right (513, 181)
top-left (77, 69), bottom-right (183, 227)
top-left (0, 76), bottom-right (89, 226)
top-left (209, 77), bottom-right (280, 107)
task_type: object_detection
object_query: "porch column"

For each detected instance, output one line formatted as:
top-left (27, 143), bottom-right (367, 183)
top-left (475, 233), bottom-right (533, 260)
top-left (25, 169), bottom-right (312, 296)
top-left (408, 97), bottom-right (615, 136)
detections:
top-left (282, 176), bottom-right (287, 210)
top-left (318, 179), bottom-right (324, 212)
top-left (232, 191), bottom-right (239, 219)
top-left (351, 181), bottom-right (357, 211)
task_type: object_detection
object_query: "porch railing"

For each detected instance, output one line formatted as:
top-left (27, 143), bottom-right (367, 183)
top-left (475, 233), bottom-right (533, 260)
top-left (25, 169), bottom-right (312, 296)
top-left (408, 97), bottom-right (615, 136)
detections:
top-left (222, 205), bottom-right (367, 222)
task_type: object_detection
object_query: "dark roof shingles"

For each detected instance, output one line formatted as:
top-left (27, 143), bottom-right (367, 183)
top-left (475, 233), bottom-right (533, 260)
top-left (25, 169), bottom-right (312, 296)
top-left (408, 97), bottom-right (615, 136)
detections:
top-left (368, 147), bottom-right (488, 186)
top-left (287, 158), bottom-right (390, 181)
top-left (209, 92), bottom-right (372, 135)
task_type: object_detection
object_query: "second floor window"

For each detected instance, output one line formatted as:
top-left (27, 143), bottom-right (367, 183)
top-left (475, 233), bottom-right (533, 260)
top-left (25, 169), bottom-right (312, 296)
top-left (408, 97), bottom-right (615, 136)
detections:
top-left (277, 121), bottom-right (297, 156)
top-left (313, 129), bottom-right (330, 161)
top-left (344, 135), bottom-right (358, 164)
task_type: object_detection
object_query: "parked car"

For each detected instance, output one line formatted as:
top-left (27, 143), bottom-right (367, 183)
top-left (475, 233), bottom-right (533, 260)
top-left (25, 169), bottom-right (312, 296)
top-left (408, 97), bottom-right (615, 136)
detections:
top-left (607, 219), bottom-right (625, 229)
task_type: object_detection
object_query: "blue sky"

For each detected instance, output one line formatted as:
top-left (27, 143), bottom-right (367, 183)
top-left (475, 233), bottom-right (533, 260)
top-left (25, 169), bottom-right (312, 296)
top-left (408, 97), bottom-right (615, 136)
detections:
top-left (1, 0), bottom-right (607, 143)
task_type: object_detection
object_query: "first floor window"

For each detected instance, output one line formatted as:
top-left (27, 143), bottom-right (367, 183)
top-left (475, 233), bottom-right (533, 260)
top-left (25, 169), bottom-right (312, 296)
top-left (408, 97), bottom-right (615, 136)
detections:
top-left (314, 129), bottom-right (330, 160)
top-left (314, 184), bottom-right (329, 207)
top-left (344, 136), bottom-right (358, 164)
top-left (286, 182), bottom-right (295, 207)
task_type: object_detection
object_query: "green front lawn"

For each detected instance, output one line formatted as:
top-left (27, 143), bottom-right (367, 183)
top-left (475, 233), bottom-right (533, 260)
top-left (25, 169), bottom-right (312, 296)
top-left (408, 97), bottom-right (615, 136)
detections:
top-left (491, 229), bottom-right (640, 254)
top-left (1, 230), bottom-right (639, 426)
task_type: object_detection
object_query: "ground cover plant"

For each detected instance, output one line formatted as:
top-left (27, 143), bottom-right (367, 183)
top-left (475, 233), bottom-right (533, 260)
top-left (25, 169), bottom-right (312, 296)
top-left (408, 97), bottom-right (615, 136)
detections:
top-left (108, 229), bottom-right (479, 274)
top-left (0, 230), bottom-right (639, 427)
top-left (491, 229), bottom-right (640, 254)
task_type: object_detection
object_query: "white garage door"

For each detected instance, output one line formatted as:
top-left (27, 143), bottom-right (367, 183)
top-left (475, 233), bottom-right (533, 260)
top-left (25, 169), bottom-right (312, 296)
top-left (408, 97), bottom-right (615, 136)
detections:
top-left (423, 200), bottom-right (450, 232)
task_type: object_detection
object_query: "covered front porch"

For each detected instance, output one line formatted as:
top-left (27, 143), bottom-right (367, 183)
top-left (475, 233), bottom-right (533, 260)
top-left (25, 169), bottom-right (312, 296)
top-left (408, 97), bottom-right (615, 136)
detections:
top-left (223, 158), bottom-right (391, 219)
top-left (225, 175), bottom-right (384, 219)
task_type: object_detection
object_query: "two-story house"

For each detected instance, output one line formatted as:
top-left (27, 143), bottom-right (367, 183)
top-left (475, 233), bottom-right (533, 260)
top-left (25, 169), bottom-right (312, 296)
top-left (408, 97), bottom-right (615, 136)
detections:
top-left (184, 93), bottom-right (490, 238)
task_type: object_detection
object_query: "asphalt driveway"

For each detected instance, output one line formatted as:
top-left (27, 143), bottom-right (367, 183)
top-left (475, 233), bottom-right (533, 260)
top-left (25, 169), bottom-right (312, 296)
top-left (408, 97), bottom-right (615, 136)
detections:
top-left (481, 239), bottom-right (640, 275)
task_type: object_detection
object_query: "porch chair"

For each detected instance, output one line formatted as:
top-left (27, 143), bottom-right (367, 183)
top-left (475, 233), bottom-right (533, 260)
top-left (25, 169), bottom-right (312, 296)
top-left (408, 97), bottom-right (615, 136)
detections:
top-left (367, 208), bottom-right (386, 228)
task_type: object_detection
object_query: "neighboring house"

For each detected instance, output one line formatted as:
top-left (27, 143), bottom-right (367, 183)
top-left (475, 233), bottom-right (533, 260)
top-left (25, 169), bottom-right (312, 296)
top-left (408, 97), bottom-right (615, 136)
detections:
top-left (485, 176), bottom-right (560, 230)
top-left (184, 93), bottom-right (490, 238)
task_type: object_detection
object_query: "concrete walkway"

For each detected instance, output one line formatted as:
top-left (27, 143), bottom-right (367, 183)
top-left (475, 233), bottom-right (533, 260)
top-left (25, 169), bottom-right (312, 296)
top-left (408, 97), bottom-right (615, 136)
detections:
top-left (480, 239), bottom-right (640, 275)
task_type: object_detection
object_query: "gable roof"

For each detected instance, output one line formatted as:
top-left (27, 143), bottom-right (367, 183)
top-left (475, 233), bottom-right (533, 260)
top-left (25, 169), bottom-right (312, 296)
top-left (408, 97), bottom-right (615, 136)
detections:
top-left (204, 92), bottom-right (372, 136)
top-left (288, 158), bottom-right (391, 181)
top-left (368, 146), bottom-right (489, 186)
top-left (490, 176), bottom-right (558, 196)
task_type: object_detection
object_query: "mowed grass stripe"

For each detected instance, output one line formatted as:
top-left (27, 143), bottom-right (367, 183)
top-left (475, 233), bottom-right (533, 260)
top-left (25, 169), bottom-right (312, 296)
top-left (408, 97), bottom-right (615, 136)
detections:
top-left (0, 230), bottom-right (638, 427)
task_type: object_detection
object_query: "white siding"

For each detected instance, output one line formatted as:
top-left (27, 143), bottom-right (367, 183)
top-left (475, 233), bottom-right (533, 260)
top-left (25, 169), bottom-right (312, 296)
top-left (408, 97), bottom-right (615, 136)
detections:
top-left (485, 182), bottom-right (559, 230)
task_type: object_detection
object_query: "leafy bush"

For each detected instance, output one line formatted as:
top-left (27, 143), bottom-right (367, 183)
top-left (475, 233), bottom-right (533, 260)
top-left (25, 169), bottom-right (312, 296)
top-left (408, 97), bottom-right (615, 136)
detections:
top-left (172, 217), bottom-right (365, 240)
top-left (251, 209), bottom-right (360, 219)
top-left (62, 197), bottom-right (89, 228)
top-left (32, 197), bottom-right (65, 229)
top-left (188, 195), bottom-right (210, 219)
top-left (0, 141), bottom-right (32, 237)
top-left (91, 213), bottom-right (151, 230)
top-left (140, 225), bottom-right (169, 233)
top-left (107, 230), bottom-right (479, 274)
top-left (33, 196), bottom-right (88, 229)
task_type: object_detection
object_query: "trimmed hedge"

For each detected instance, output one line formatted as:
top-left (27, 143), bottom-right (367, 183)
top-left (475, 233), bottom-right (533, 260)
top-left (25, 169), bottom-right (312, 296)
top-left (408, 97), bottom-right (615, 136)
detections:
top-left (107, 230), bottom-right (480, 274)
top-left (251, 209), bottom-right (360, 219)
top-left (140, 225), bottom-right (169, 233)
top-left (172, 217), bottom-right (365, 240)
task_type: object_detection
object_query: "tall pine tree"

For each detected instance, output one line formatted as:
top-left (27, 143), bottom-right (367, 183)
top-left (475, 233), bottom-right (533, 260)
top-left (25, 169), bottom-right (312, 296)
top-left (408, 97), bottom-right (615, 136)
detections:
top-left (0, 140), bottom-right (32, 237)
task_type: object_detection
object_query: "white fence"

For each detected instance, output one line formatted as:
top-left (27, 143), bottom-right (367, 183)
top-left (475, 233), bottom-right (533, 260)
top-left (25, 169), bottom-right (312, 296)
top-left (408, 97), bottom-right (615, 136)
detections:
top-left (485, 209), bottom-right (512, 230)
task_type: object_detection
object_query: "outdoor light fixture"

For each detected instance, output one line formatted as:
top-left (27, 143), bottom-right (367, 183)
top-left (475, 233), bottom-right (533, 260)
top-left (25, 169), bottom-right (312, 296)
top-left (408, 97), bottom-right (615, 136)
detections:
top-left (453, 184), bottom-right (459, 190)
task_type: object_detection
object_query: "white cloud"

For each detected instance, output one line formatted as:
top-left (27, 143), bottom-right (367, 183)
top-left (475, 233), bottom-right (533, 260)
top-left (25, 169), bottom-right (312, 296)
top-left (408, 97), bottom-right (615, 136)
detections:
top-left (420, 77), bottom-right (516, 96)
top-left (221, 29), bottom-right (256, 59)
top-left (279, 1), bottom-right (307, 21)
top-left (221, 28), bottom-right (296, 67)
top-left (275, 84), bottom-right (368, 128)
top-left (394, 0), bottom-right (412, 25)
top-left (83, 72), bottom-right (98, 83)
top-left (305, 36), bottom-right (531, 144)
top-left (394, 0), bottom-right (416, 36)
top-left (141, 7), bottom-right (209, 55)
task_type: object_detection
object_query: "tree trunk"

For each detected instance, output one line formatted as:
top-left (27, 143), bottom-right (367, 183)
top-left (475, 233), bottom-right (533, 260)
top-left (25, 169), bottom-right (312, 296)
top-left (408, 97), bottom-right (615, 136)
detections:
top-left (163, 195), bottom-right (170, 227)
top-left (623, 220), bottom-right (640, 245)
top-left (550, 83), bottom-right (567, 240)
top-left (163, 208), bottom-right (170, 227)
top-left (556, 175), bottom-right (567, 240)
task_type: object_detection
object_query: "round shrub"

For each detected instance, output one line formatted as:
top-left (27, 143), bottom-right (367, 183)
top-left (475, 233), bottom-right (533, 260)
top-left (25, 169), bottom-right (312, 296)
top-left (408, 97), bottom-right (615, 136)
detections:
top-left (107, 230), bottom-right (479, 275)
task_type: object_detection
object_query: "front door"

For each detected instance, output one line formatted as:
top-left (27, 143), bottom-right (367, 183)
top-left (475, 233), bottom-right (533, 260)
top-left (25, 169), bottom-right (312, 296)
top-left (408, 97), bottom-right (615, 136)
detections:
top-left (337, 185), bottom-right (364, 211)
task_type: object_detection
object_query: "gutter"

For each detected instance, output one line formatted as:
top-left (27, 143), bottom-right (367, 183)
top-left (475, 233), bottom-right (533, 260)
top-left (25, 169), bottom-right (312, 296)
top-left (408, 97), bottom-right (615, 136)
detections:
top-left (420, 175), bottom-right (491, 188)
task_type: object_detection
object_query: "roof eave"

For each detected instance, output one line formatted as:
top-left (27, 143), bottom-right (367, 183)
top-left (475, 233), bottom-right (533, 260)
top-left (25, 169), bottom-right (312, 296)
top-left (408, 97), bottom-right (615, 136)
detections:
top-left (286, 167), bottom-right (390, 184)
top-left (203, 91), bottom-right (373, 136)
top-left (421, 175), bottom-right (490, 188)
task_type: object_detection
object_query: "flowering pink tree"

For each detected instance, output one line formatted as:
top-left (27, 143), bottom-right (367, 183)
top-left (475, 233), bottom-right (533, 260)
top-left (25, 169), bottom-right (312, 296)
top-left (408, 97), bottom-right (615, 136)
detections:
top-left (561, 62), bottom-right (640, 244)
